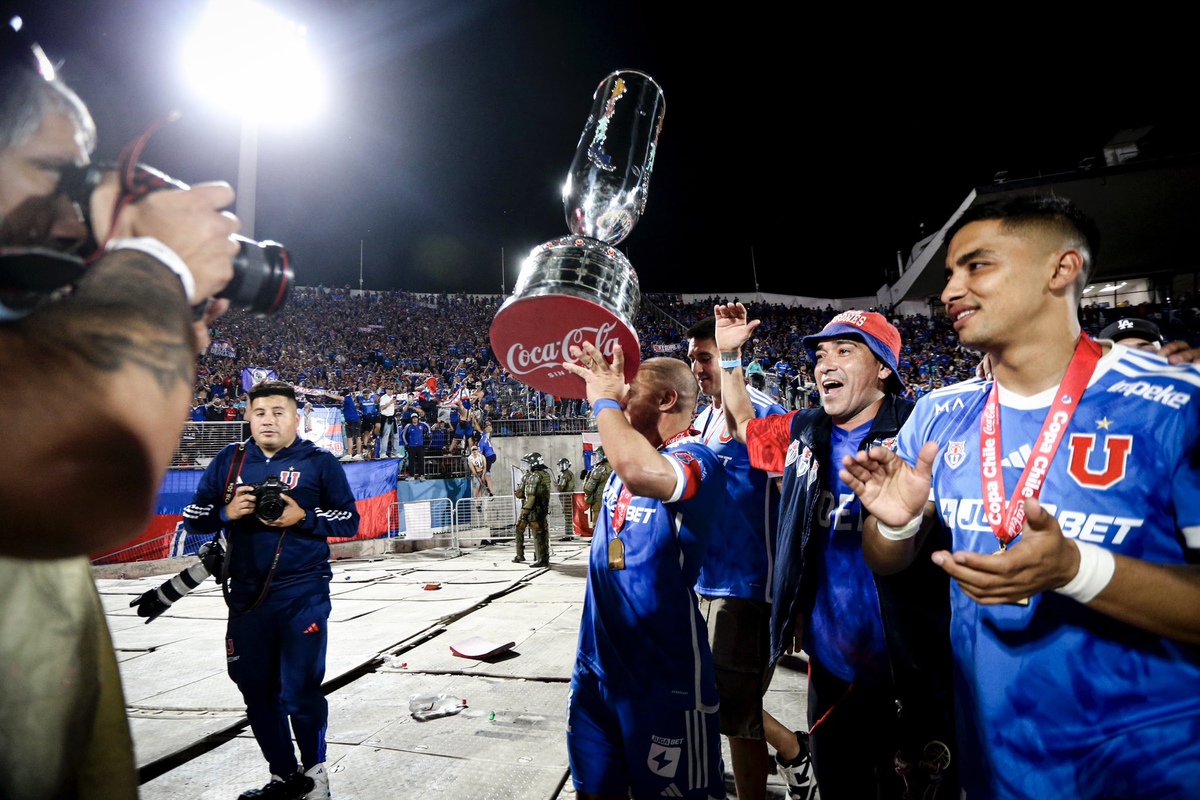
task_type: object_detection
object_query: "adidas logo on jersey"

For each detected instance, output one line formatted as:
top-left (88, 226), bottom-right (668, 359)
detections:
top-left (1001, 443), bottom-right (1033, 468)
top-left (660, 784), bottom-right (684, 797)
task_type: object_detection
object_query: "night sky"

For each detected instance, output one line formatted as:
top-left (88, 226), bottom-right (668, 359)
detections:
top-left (10, 1), bottom-right (1181, 299)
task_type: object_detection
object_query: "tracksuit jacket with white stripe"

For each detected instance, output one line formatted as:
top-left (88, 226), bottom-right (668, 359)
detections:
top-left (183, 437), bottom-right (360, 604)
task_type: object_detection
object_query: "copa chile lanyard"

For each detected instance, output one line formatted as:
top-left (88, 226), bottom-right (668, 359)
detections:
top-left (608, 428), bottom-right (698, 570)
top-left (980, 335), bottom-right (1102, 549)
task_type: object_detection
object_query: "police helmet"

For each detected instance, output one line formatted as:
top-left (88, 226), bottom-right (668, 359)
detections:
top-left (593, 447), bottom-right (607, 463)
top-left (557, 457), bottom-right (571, 470)
top-left (522, 452), bottom-right (545, 468)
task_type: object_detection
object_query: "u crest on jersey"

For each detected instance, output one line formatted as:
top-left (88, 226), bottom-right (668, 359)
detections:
top-left (1066, 434), bottom-right (1133, 489)
top-left (944, 440), bottom-right (967, 469)
top-left (279, 469), bottom-right (302, 490)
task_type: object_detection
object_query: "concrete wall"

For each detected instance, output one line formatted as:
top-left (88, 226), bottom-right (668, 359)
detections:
top-left (490, 433), bottom-right (586, 494)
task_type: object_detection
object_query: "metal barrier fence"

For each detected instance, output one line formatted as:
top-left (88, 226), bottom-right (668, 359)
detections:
top-left (386, 497), bottom-right (455, 547)
top-left (91, 493), bottom-right (586, 566)
top-left (451, 494), bottom-right (518, 552)
top-left (450, 492), bottom-right (580, 552)
top-left (411, 453), bottom-right (469, 479)
top-left (174, 421), bottom-right (246, 468)
top-left (91, 526), bottom-right (206, 566)
top-left (488, 417), bottom-right (592, 437)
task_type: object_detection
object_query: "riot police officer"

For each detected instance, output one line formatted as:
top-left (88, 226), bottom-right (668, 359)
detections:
top-left (513, 451), bottom-right (552, 567)
top-left (555, 457), bottom-right (575, 493)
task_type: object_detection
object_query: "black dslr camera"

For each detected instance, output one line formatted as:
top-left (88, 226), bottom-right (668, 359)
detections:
top-left (60, 163), bottom-right (293, 316)
top-left (249, 475), bottom-right (290, 522)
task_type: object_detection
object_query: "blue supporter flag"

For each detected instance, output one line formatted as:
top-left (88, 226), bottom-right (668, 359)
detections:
top-left (241, 367), bottom-right (279, 392)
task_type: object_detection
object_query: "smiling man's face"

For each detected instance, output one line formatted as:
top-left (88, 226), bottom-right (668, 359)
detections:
top-left (813, 338), bottom-right (889, 429)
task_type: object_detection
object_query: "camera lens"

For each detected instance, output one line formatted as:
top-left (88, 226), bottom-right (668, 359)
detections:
top-left (219, 235), bottom-right (293, 316)
top-left (258, 497), bottom-right (285, 522)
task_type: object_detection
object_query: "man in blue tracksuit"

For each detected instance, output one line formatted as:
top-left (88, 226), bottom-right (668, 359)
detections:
top-left (184, 381), bottom-right (359, 800)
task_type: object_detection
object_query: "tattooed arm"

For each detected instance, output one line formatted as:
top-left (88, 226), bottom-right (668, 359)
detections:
top-left (0, 182), bottom-right (239, 558)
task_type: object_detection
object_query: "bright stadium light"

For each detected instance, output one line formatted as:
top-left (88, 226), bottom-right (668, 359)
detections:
top-left (182, 0), bottom-right (325, 237)
top-left (183, 0), bottom-right (326, 124)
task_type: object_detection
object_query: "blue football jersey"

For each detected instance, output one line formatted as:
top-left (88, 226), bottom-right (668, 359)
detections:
top-left (806, 420), bottom-right (890, 683)
top-left (898, 345), bottom-right (1200, 798)
top-left (575, 438), bottom-right (728, 712)
top-left (693, 386), bottom-right (785, 603)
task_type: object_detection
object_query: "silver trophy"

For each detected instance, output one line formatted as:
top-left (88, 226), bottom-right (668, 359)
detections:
top-left (491, 70), bottom-right (665, 399)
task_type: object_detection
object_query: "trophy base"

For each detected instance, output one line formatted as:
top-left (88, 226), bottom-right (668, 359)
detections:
top-left (490, 236), bottom-right (641, 399)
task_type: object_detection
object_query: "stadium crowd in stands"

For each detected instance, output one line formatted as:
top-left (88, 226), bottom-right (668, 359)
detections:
top-left (190, 285), bottom-right (1200, 428)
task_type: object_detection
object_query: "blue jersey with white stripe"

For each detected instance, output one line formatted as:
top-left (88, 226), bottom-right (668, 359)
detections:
top-left (575, 438), bottom-right (728, 712)
top-left (899, 345), bottom-right (1200, 798)
top-left (693, 386), bottom-right (785, 603)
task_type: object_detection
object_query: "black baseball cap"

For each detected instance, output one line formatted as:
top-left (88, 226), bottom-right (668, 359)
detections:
top-left (1098, 318), bottom-right (1163, 345)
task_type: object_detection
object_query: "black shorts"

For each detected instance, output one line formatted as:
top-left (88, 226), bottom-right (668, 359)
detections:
top-left (345, 419), bottom-right (362, 438)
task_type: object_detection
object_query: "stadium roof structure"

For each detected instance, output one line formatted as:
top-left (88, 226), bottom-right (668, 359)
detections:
top-left (886, 149), bottom-right (1200, 307)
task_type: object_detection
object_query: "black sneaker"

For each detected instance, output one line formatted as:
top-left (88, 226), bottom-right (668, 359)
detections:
top-left (512, 555), bottom-right (526, 563)
top-left (529, 560), bottom-right (549, 568)
top-left (238, 772), bottom-right (316, 800)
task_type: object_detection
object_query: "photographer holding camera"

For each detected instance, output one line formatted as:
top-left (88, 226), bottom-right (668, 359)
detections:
top-left (180, 380), bottom-right (359, 800)
top-left (0, 23), bottom-right (242, 800)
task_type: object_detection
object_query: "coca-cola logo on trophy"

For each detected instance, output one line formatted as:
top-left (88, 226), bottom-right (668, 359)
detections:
top-left (506, 321), bottom-right (619, 377)
top-left (490, 237), bottom-right (642, 398)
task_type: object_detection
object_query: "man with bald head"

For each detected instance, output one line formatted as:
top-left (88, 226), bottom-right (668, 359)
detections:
top-left (563, 347), bottom-right (730, 800)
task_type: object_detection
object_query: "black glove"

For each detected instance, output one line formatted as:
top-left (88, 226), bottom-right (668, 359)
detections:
top-left (129, 589), bottom-right (171, 623)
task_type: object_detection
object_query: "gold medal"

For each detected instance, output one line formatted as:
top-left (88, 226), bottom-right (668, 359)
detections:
top-left (993, 546), bottom-right (1029, 606)
top-left (607, 538), bottom-right (626, 570)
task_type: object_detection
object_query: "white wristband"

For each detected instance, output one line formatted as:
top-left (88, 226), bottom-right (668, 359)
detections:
top-left (876, 514), bottom-right (922, 541)
top-left (106, 237), bottom-right (195, 303)
top-left (1054, 541), bottom-right (1116, 604)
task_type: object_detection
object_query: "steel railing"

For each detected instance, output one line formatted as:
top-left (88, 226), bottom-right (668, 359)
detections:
top-left (92, 493), bottom-right (589, 566)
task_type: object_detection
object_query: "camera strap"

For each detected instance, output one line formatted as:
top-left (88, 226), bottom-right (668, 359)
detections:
top-left (217, 439), bottom-right (287, 617)
top-left (221, 440), bottom-right (249, 504)
top-left (90, 114), bottom-right (189, 262)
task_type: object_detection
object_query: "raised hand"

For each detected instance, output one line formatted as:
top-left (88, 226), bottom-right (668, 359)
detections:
top-left (562, 341), bottom-right (628, 406)
top-left (94, 175), bottom-right (240, 301)
top-left (840, 441), bottom-right (938, 527)
top-left (713, 302), bottom-right (760, 353)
